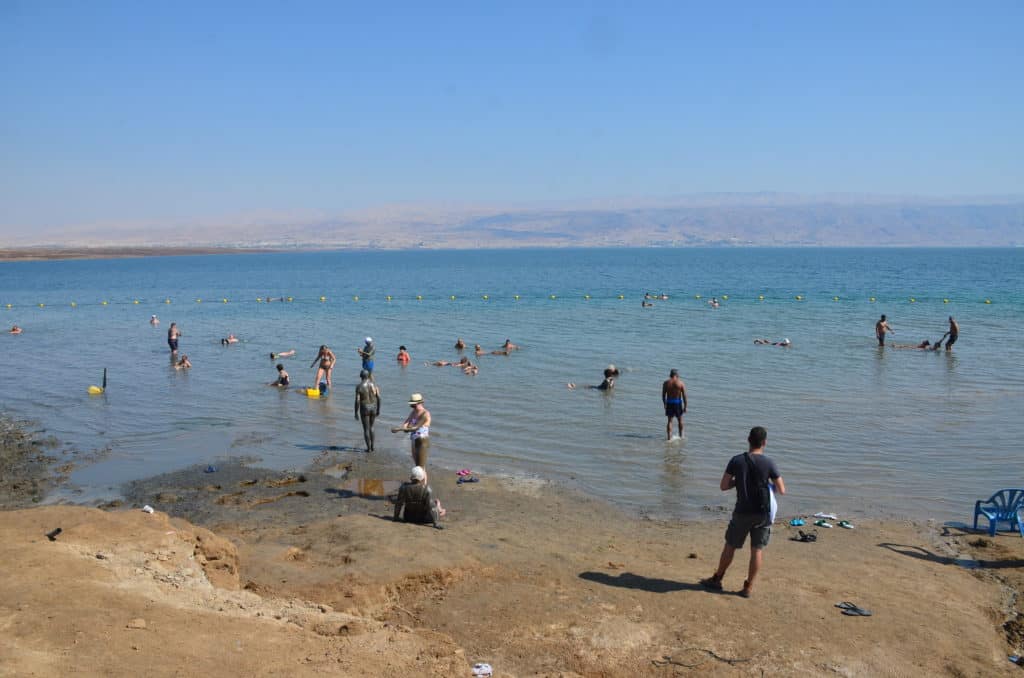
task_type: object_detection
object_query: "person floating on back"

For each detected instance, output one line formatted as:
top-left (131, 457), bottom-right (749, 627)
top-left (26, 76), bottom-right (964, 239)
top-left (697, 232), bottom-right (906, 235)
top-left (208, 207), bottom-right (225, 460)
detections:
top-left (700, 426), bottom-right (785, 598)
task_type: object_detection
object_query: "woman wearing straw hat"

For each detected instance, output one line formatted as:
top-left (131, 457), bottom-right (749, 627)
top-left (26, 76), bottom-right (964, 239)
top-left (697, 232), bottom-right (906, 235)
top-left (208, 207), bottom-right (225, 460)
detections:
top-left (392, 393), bottom-right (431, 475)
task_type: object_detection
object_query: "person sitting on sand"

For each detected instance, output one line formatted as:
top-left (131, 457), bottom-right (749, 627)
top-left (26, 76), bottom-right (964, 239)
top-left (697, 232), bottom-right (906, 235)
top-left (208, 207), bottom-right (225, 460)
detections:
top-left (9, 325), bottom-right (22, 334)
top-left (397, 345), bottom-right (410, 364)
top-left (270, 364), bottom-right (289, 387)
top-left (221, 333), bottom-right (239, 346)
top-left (270, 350), bottom-right (296, 359)
top-left (568, 365), bottom-right (619, 391)
top-left (175, 355), bottom-right (191, 369)
top-left (393, 466), bottom-right (445, 529)
top-left (150, 315), bottom-right (159, 326)
top-left (455, 338), bottom-right (466, 350)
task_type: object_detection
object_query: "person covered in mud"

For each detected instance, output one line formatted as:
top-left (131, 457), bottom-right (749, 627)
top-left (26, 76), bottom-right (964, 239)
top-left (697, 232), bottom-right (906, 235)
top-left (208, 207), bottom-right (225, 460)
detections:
top-left (354, 369), bottom-right (381, 452)
top-left (393, 466), bottom-right (445, 529)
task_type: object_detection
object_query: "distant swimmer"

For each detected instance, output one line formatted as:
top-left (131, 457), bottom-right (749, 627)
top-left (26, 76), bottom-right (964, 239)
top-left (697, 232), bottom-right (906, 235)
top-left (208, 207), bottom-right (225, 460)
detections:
top-left (150, 315), bottom-right (160, 326)
top-left (502, 339), bottom-right (520, 351)
top-left (310, 345), bottom-right (336, 388)
top-left (429, 356), bottom-right (470, 367)
top-left (942, 316), bottom-right (959, 351)
top-left (568, 365), bottom-right (619, 391)
top-left (754, 338), bottom-right (791, 346)
top-left (270, 363), bottom-right (290, 387)
top-left (709, 298), bottom-right (720, 308)
top-left (392, 393), bottom-right (431, 476)
top-left (892, 340), bottom-right (933, 350)
top-left (875, 314), bottom-right (894, 347)
top-left (220, 333), bottom-right (239, 346)
top-left (659, 294), bottom-right (669, 300)
top-left (662, 369), bottom-right (687, 440)
top-left (175, 354), bottom-right (191, 370)
top-left (270, 350), bottom-right (296, 359)
top-left (167, 323), bottom-right (181, 354)
top-left (644, 292), bottom-right (654, 299)
top-left (357, 337), bottom-right (375, 376)
top-left (354, 369), bottom-right (381, 452)
top-left (9, 325), bottom-right (22, 335)
top-left (642, 300), bottom-right (654, 308)
top-left (455, 338), bottom-right (466, 350)
top-left (462, 362), bottom-right (478, 375)
top-left (474, 344), bottom-right (485, 356)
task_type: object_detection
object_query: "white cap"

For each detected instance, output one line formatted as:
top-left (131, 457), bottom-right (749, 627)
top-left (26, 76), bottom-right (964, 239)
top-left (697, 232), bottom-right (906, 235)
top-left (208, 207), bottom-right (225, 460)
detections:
top-left (411, 466), bottom-right (426, 481)
top-left (781, 338), bottom-right (791, 345)
top-left (365, 337), bottom-right (373, 343)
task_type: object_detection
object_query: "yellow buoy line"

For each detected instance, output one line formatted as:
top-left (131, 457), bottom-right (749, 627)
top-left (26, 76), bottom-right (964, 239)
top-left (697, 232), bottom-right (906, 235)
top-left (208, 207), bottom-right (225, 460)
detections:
top-left (3, 295), bottom-right (998, 309)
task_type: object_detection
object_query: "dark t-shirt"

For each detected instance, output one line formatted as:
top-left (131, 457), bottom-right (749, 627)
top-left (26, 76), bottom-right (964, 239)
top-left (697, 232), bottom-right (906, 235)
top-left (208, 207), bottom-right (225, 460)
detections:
top-left (725, 452), bottom-right (780, 515)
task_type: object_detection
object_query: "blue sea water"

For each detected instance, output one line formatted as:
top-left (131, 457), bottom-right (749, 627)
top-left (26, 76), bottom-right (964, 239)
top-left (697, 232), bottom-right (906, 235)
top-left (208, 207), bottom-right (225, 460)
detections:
top-left (1, 247), bottom-right (1022, 521)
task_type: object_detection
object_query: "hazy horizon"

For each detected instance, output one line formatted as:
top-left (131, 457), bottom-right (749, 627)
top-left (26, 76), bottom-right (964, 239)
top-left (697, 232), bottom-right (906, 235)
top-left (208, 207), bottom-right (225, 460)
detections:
top-left (2, 3), bottom-right (1022, 243)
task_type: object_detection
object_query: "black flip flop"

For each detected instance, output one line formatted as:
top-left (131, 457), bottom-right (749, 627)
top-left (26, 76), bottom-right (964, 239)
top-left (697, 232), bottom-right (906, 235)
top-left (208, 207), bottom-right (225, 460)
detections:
top-left (792, 530), bottom-right (817, 543)
top-left (835, 602), bottom-right (872, 616)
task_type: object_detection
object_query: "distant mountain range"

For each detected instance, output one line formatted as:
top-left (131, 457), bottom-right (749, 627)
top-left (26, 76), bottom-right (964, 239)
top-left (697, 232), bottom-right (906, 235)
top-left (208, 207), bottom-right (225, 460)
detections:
top-left (9, 194), bottom-right (1024, 249)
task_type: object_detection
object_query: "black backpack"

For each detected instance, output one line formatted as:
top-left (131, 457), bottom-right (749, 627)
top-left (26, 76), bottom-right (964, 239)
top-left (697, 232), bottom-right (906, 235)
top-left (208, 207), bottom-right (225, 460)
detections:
top-left (743, 453), bottom-right (772, 521)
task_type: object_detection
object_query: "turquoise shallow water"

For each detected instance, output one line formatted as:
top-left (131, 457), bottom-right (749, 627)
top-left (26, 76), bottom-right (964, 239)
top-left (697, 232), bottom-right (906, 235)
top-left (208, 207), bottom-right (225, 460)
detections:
top-left (1, 247), bottom-right (1022, 521)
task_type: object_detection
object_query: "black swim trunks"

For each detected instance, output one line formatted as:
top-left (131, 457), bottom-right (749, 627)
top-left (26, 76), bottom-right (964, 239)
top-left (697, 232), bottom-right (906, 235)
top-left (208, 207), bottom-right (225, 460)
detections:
top-left (664, 399), bottom-right (683, 417)
top-left (168, 338), bottom-right (178, 351)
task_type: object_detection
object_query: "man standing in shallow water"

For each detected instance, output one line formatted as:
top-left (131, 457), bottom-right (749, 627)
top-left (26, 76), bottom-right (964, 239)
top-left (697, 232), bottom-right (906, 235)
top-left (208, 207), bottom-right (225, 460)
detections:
top-left (875, 314), bottom-right (894, 346)
top-left (662, 369), bottom-right (687, 440)
top-left (354, 370), bottom-right (381, 452)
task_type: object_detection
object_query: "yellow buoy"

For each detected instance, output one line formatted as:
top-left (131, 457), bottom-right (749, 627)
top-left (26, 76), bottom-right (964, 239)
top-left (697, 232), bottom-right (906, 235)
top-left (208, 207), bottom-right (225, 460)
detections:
top-left (514, 295), bottom-right (520, 300)
top-left (164, 299), bottom-right (171, 304)
top-left (196, 298), bottom-right (201, 303)
top-left (482, 295), bottom-right (489, 300)
top-left (222, 298), bottom-right (228, 303)
top-left (909, 297), bottom-right (916, 303)
top-left (38, 303), bottom-right (44, 308)
top-left (319, 296), bottom-right (326, 302)
top-left (833, 296), bottom-right (839, 301)
top-left (869, 297), bottom-right (876, 302)
top-left (386, 295), bottom-right (392, 301)
top-left (450, 295), bottom-right (456, 300)
top-left (4, 303), bottom-right (10, 309)
top-left (133, 299), bottom-right (139, 304)
top-left (87, 385), bottom-right (104, 395)
top-left (416, 295), bottom-right (423, 300)
top-left (985, 299), bottom-right (992, 304)
top-left (943, 298), bottom-right (949, 303)
top-left (584, 294), bottom-right (590, 300)
top-left (353, 296), bottom-right (359, 301)
top-left (722, 295), bottom-right (729, 300)
top-left (795, 295), bottom-right (803, 301)
top-left (617, 294), bottom-right (624, 300)
top-left (70, 302), bottom-right (77, 307)
top-left (549, 294), bottom-right (556, 300)
top-left (101, 301), bottom-right (108, 306)
top-left (758, 295), bottom-right (765, 301)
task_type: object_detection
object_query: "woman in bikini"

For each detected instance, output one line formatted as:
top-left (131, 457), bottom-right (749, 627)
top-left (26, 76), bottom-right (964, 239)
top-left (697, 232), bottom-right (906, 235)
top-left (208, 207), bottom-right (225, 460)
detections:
top-left (310, 345), bottom-right (336, 387)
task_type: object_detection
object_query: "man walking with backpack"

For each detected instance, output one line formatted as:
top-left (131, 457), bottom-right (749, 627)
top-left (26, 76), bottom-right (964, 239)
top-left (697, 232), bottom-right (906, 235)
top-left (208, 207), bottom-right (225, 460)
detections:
top-left (700, 426), bottom-right (785, 598)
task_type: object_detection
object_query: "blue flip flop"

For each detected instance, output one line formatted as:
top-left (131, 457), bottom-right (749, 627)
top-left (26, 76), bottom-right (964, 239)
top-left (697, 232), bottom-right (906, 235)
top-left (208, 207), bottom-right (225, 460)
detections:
top-left (457, 476), bottom-right (480, 484)
top-left (790, 518), bottom-right (805, 526)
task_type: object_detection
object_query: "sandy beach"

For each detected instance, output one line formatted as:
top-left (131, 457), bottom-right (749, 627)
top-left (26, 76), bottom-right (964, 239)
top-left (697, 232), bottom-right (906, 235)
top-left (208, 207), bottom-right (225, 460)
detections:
top-left (1, 421), bottom-right (1023, 677)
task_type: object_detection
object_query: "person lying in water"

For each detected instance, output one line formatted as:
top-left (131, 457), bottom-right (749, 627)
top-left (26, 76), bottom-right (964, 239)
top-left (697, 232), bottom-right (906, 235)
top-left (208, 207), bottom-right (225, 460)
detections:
top-left (270, 350), bottom-right (296, 359)
top-left (891, 340), bottom-right (932, 350)
top-left (9, 325), bottom-right (22, 334)
top-left (221, 334), bottom-right (239, 345)
top-left (474, 344), bottom-right (485, 356)
top-left (754, 338), bottom-right (791, 346)
top-left (428, 356), bottom-right (471, 367)
top-left (568, 365), bottom-right (619, 390)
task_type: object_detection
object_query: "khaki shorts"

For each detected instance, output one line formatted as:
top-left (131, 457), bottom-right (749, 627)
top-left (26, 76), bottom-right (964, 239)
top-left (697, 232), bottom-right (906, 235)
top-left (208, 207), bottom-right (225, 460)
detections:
top-left (725, 511), bottom-right (771, 549)
top-left (412, 437), bottom-right (430, 467)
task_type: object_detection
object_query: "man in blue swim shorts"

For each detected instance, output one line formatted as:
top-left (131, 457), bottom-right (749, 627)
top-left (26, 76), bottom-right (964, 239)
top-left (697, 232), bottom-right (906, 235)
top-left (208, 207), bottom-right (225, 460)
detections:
top-left (661, 368), bottom-right (687, 440)
top-left (358, 337), bottom-right (376, 377)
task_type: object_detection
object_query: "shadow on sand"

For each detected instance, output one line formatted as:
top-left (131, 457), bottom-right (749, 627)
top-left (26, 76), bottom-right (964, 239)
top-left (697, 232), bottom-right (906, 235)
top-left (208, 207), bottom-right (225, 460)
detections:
top-left (579, 570), bottom-right (715, 594)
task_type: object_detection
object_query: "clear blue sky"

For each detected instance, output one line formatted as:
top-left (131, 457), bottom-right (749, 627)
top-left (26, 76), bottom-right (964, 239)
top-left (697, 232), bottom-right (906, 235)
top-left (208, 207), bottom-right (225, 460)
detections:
top-left (2, 1), bottom-right (1022, 234)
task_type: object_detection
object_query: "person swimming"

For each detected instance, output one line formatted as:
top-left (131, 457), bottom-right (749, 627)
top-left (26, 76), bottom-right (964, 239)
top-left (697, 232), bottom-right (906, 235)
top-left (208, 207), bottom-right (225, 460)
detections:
top-left (474, 344), bottom-right (484, 356)
top-left (221, 333), bottom-right (239, 346)
top-left (754, 338), bottom-right (791, 346)
top-left (568, 365), bottom-right (619, 390)
top-left (270, 349), bottom-right (296, 359)
top-left (270, 363), bottom-right (289, 387)
top-left (503, 339), bottom-right (519, 351)
top-left (455, 338), bottom-right (466, 350)
top-left (310, 345), bottom-right (336, 387)
top-left (9, 325), bottom-right (22, 335)
top-left (149, 315), bottom-right (159, 326)
top-left (642, 300), bottom-right (654, 307)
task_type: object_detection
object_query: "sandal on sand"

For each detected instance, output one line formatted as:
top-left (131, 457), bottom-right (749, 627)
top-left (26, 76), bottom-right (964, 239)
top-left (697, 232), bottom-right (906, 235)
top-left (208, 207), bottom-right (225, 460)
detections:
top-left (838, 520), bottom-right (855, 529)
top-left (790, 518), bottom-right (805, 526)
top-left (456, 469), bottom-right (472, 476)
top-left (835, 602), bottom-right (872, 616)
top-left (792, 530), bottom-right (817, 543)
top-left (457, 476), bottom-right (480, 484)
top-left (814, 519), bottom-right (834, 528)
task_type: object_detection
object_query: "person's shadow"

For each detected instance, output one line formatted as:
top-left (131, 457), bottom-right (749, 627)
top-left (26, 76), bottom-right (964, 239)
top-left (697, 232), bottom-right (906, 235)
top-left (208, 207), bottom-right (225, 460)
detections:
top-left (878, 542), bottom-right (1024, 569)
top-left (579, 571), bottom-right (711, 594)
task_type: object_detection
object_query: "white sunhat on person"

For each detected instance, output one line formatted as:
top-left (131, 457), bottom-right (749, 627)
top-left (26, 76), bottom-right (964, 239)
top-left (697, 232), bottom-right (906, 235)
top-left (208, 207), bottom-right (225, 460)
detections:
top-left (411, 466), bottom-right (426, 481)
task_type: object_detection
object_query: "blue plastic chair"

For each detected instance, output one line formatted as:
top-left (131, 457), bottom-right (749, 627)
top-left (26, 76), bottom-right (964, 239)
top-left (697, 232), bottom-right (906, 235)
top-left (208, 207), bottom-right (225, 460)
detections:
top-left (1018, 508), bottom-right (1023, 538)
top-left (973, 489), bottom-right (1024, 536)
